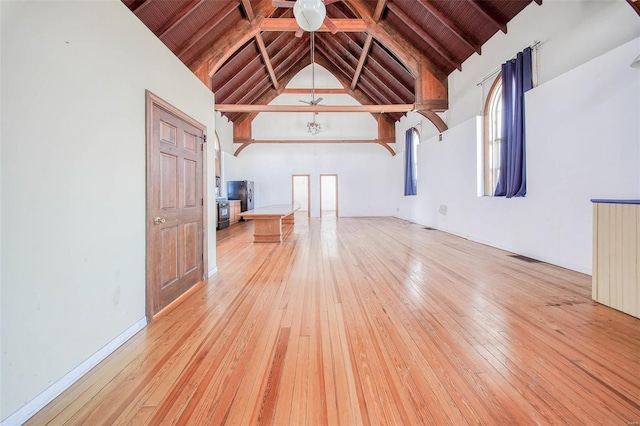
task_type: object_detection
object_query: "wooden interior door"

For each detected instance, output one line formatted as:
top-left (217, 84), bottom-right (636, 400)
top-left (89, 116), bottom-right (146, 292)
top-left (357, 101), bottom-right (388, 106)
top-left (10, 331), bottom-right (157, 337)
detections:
top-left (147, 92), bottom-right (206, 319)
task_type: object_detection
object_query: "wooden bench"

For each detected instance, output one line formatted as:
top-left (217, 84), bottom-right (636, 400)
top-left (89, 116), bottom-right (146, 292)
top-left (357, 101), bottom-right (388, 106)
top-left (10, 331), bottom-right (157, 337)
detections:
top-left (241, 204), bottom-right (300, 243)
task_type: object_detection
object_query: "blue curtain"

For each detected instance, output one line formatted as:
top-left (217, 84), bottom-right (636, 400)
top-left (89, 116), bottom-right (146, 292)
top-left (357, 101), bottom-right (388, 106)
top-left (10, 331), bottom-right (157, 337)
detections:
top-left (404, 128), bottom-right (417, 196)
top-left (494, 47), bottom-right (532, 198)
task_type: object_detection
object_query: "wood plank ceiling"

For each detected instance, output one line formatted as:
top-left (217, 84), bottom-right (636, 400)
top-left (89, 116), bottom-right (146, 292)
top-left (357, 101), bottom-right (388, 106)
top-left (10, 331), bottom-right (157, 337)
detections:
top-left (123, 0), bottom-right (539, 141)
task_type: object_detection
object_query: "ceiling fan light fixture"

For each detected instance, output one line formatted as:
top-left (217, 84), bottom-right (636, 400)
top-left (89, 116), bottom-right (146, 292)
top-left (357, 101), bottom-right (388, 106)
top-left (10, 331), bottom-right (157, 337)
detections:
top-left (307, 119), bottom-right (322, 136)
top-left (294, 0), bottom-right (326, 32)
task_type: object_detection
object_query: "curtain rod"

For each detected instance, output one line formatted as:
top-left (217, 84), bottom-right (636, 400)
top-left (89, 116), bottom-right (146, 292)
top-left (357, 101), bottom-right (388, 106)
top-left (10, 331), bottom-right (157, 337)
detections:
top-left (476, 41), bottom-right (541, 87)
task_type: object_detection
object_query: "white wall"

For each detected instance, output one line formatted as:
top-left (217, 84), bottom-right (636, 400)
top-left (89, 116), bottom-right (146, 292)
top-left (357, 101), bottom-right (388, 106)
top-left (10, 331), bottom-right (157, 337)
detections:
top-left (214, 112), bottom-right (234, 200)
top-left (445, 0), bottom-right (640, 130)
top-left (391, 0), bottom-right (640, 274)
top-left (1, 1), bottom-right (215, 420)
top-left (225, 143), bottom-right (394, 217)
top-left (215, 111), bottom-right (234, 155)
top-left (0, 0), bottom-right (3, 412)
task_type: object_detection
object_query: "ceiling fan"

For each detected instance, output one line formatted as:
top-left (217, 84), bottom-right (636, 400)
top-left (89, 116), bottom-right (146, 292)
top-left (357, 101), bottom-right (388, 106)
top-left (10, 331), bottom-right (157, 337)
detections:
top-left (272, 0), bottom-right (341, 36)
top-left (299, 32), bottom-right (322, 108)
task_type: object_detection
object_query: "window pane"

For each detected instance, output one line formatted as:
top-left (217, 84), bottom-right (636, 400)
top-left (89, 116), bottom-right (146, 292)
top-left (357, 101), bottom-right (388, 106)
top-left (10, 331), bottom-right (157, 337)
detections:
top-left (483, 76), bottom-right (502, 195)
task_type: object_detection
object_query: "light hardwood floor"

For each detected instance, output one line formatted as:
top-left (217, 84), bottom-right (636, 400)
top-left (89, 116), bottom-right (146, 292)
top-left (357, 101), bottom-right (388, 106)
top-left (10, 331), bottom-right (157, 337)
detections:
top-left (28, 217), bottom-right (640, 425)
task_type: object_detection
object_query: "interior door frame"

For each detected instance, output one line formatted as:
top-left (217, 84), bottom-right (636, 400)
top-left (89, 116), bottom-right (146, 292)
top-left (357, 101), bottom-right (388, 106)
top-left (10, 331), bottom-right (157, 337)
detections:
top-left (320, 174), bottom-right (338, 217)
top-left (145, 90), bottom-right (208, 321)
top-left (291, 174), bottom-right (310, 217)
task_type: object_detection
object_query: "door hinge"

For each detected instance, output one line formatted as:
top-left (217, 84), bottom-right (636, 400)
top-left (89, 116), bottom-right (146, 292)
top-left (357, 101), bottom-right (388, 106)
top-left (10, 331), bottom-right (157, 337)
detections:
top-left (201, 198), bottom-right (204, 206)
top-left (203, 135), bottom-right (207, 143)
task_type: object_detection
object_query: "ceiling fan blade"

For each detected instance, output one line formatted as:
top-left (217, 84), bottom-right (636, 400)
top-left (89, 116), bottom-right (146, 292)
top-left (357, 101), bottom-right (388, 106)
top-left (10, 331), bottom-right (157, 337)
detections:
top-left (299, 100), bottom-right (311, 105)
top-left (315, 97), bottom-right (323, 104)
top-left (295, 27), bottom-right (304, 38)
top-left (272, 0), bottom-right (295, 8)
top-left (323, 16), bottom-right (338, 34)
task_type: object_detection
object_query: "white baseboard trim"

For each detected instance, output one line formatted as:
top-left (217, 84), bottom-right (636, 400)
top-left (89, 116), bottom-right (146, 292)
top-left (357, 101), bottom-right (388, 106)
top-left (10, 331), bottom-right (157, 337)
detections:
top-left (1, 317), bottom-right (148, 426)
top-left (208, 266), bottom-right (218, 277)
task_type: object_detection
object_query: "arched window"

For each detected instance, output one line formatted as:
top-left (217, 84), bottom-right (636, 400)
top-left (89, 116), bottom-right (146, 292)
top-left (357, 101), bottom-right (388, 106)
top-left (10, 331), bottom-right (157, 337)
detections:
top-left (214, 132), bottom-right (221, 177)
top-left (404, 127), bottom-right (420, 196)
top-left (483, 75), bottom-right (502, 196)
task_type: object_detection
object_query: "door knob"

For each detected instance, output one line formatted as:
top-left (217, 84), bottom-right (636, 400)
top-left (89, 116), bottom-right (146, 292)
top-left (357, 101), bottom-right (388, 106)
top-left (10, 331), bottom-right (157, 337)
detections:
top-left (154, 217), bottom-right (166, 225)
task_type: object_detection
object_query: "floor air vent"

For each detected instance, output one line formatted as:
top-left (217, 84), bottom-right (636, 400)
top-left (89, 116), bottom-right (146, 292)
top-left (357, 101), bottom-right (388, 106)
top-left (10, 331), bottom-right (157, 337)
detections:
top-left (509, 254), bottom-right (542, 263)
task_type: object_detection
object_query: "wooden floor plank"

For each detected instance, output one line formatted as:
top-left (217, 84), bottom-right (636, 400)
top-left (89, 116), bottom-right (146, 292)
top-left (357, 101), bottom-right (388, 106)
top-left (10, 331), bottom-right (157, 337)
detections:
top-left (26, 217), bottom-right (640, 425)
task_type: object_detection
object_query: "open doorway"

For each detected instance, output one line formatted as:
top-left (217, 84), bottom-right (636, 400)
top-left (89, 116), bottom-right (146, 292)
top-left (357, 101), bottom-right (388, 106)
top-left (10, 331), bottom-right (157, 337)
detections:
top-left (320, 174), bottom-right (338, 217)
top-left (292, 174), bottom-right (310, 217)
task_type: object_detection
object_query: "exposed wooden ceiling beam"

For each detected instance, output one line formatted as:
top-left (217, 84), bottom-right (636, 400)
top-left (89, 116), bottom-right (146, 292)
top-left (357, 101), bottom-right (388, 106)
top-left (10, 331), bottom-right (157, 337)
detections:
top-left (233, 143), bottom-right (252, 156)
top-left (466, 0), bottom-right (507, 34)
top-left (281, 88), bottom-right (348, 94)
top-left (323, 34), bottom-right (408, 107)
top-left (347, 0), bottom-right (446, 81)
top-left (320, 35), bottom-right (359, 70)
top-left (233, 139), bottom-right (395, 156)
top-left (213, 41), bottom-right (265, 98)
top-left (379, 143), bottom-right (396, 155)
top-left (231, 43), bottom-right (309, 106)
top-left (386, 2), bottom-right (461, 71)
top-left (351, 34), bottom-right (373, 90)
top-left (234, 139), bottom-right (395, 156)
top-left (176, 2), bottom-right (239, 58)
top-left (196, 0), bottom-right (448, 106)
top-left (224, 43), bottom-right (303, 105)
top-left (195, 0), bottom-right (446, 126)
top-left (222, 64), bottom-right (270, 105)
top-left (193, 20), bottom-right (260, 76)
top-left (416, 109), bottom-right (448, 133)
top-left (188, 0), bottom-right (276, 75)
top-left (241, 138), bottom-right (395, 144)
top-left (314, 56), bottom-right (377, 107)
top-left (358, 47), bottom-right (414, 100)
top-left (230, 53), bottom-right (404, 125)
top-left (315, 42), bottom-right (400, 106)
top-left (157, 0), bottom-right (205, 39)
top-left (415, 0), bottom-right (481, 55)
top-left (131, 0), bottom-right (152, 14)
top-left (241, 0), bottom-right (255, 21)
top-left (627, 0), bottom-right (640, 16)
top-left (214, 31), bottom-right (297, 98)
top-left (217, 31), bottom-right (292, 98)
top-left (359, 58), bottom-right (416, 103)
top-left (316, 56), bottom-right (404, 123)
top-left (320, 40), bottom-right (397, 105)
top-left (215, 104), bottom-right (416, 113)
top-left (372, 0), bottom-right (388, 22)
top-left (318, 55), bottom-right (353, 92)
top-left (323, 36), bottom-right (404, 104)
top-left (259, 18), bottom-right (368, 32)
top-left (216, 58), bottom-right (267, 102)
top-left (255, 34), bottom-right (279, 90)
top-left (231, 56), bottom-right (313, 124)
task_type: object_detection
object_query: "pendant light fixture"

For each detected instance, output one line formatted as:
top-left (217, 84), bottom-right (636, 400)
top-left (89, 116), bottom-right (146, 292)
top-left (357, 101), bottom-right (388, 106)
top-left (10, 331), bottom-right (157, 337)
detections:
top-left (294, 0), bottom-right (326, 33)
top-left (306, 32), bottom-right (321, 136)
